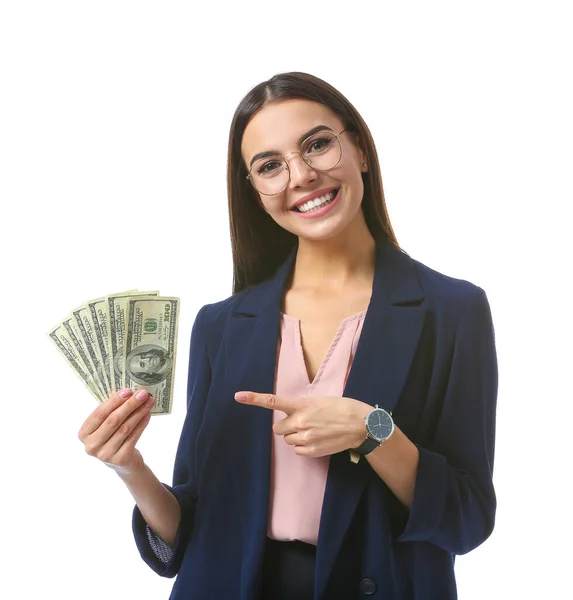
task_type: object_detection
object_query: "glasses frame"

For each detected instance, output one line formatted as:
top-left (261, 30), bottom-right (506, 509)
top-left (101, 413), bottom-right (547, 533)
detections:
top-left (246, 129), bottom-right (348, 196)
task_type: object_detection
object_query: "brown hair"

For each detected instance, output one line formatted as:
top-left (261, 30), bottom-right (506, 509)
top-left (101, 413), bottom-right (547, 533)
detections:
top-left (227, 72), bottom-right (399, 294)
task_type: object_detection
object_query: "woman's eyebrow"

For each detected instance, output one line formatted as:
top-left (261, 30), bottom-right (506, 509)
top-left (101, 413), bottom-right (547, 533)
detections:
top-left (249, 124), bottom-right (334, 168)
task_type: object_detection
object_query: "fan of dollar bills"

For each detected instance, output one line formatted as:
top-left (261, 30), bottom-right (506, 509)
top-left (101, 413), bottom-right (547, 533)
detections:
top-left (48, 290), bottom-right (179, 415)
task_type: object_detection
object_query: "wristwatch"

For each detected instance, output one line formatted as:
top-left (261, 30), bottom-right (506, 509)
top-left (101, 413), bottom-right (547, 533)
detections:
top-left (353, 405), bottom-right (394, 455)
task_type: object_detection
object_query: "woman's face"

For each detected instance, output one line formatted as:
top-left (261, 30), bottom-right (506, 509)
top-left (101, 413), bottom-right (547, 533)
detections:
top-left (241, 99), bottom-right (367, 242)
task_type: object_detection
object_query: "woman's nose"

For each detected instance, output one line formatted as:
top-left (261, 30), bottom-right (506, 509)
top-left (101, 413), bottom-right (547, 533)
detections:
top-left (286, 153), bottom-right (318, 189)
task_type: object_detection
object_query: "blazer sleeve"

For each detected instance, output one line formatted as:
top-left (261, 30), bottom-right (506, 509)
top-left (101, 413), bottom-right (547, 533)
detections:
top-left (132, 304), bottom-right (212, 576)
top-left (397, 287), bottom-right (498, 555)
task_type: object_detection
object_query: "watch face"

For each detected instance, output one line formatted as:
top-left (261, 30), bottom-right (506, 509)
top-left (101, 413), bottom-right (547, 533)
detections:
top-left (367, 409), bottom-right (393, 442)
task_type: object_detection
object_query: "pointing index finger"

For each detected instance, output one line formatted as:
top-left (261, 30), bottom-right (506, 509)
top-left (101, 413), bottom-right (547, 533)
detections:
top-left (234, 391), bottom-right (302, 414)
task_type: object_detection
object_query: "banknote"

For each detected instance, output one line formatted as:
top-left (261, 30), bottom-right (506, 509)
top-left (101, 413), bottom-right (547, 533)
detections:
top-left (123, 296), bottom-right (179, 415)
top-left (61, 315), bottom-right (106, 401)
top-left (86, 290), bottom-right (136, 395)
top-left (48, 321), bottom-right (104, 402)
top-left (106, 291), bottom-right (158, 393)
top-left (71, 304), bottom-right (111, 398)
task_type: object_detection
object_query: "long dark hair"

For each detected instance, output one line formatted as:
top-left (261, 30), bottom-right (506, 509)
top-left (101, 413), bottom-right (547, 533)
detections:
top-left (227, 72), bottom-right (399, 294)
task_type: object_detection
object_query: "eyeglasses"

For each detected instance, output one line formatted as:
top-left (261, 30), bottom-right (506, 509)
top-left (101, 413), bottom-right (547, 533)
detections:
top-left (246, 129), bottom-right (347, 196)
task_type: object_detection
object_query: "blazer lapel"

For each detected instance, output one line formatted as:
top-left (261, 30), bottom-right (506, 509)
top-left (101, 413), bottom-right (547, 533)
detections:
top-left (315, 242), bottom-right (426, 599)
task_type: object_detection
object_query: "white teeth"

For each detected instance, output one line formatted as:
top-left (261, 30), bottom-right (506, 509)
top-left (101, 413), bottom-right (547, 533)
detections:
top-left (297, 191), bottom-right (336, 213)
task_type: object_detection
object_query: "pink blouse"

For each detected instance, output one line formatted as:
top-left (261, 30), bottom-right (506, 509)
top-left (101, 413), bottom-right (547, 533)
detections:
top-left (267, 310), bottom-right (366, 545)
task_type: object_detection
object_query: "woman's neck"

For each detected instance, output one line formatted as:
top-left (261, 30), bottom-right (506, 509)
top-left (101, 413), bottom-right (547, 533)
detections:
top-left (292, 221), bottom-right (376, 293)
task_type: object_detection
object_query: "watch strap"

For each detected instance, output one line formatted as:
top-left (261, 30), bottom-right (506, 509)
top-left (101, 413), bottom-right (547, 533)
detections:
top-left (353, 436), bottom-right (380, 455)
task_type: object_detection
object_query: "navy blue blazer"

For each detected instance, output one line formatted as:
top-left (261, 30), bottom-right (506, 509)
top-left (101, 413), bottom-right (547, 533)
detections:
top-left (133, 240), bottom-right (498, 599)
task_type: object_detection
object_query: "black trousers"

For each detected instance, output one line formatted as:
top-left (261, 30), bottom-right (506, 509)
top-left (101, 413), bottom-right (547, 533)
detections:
top-left (261, 537), bottom-right (317, 600)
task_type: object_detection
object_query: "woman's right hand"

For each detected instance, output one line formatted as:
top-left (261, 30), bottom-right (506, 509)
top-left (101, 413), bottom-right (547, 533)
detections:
top-left (78, 388), bottom-right (155, 478)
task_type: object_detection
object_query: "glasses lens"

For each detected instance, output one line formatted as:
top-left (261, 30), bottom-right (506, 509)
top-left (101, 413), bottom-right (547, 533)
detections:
top-left (301, 131), bottom-right (341, 171)
top-left (249, 158), bottom-right (289, 195)
top-left (248, 131), bottom-right (342, 195)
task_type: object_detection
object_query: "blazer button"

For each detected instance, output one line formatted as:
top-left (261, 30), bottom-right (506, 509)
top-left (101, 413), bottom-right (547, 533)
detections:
top-left (359, 578), bottom-right (377, 595)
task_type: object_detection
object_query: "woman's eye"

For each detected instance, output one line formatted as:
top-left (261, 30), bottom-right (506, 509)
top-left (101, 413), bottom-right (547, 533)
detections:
top-left (257, 161), bottom-right (283, 176)
top-left (307, 137), bottom-right (332, 153)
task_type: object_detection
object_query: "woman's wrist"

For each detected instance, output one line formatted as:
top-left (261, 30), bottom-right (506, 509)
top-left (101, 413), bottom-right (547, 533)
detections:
top-left (114, 460), bottom-right (149, 485)
top-left (350, 400), bottom-right (371, 448)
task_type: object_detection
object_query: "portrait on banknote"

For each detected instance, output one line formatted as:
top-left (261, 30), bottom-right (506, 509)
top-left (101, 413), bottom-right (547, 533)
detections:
top-left (126, 344), bottom-right (172, 385)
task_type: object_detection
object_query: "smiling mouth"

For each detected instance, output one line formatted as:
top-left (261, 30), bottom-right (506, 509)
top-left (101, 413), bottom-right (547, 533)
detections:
top-left (292, 189), bottom-right (339, 213)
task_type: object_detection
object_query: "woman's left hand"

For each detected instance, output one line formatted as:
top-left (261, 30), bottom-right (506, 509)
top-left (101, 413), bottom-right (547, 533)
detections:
top-left (235, 391), bottom-right (370, 457)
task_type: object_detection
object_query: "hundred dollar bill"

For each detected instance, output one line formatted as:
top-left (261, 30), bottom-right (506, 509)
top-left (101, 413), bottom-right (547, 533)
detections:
top-left (61, 315), bottom-right (106, 401)
top-left (85, 290), bottom-right (136, 397)
top-left (107, 291), bottom-right (158, 392)
top-left (71, 303), bottom-right (111, 398)
top-left (48, 321), bottom-right (103, 402)
top-left (123, 296), bottom-right (179, 415)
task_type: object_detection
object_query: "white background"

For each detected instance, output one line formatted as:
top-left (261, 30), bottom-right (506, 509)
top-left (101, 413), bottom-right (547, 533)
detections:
top-left (1, 1), bottom-right (571, 598)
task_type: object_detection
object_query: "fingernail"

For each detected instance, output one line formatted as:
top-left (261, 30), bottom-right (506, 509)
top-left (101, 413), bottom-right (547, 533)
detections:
top-left (235, 392), bottom-right (248, 402)
top-left (119, 389), bottom-right (132, 399)
top-left (136, 389), bottom-right (148, 401)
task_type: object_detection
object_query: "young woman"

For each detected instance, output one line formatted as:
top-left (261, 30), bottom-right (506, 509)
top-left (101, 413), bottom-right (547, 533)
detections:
top-left (78, 72), bottom-right (498, 599)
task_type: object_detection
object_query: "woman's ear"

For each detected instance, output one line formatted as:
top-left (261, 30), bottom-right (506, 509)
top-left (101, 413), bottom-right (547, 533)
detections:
top-left (352, 133), bottom-right (368, 173)
top-left (359, 149), bottom-right (369, 173)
